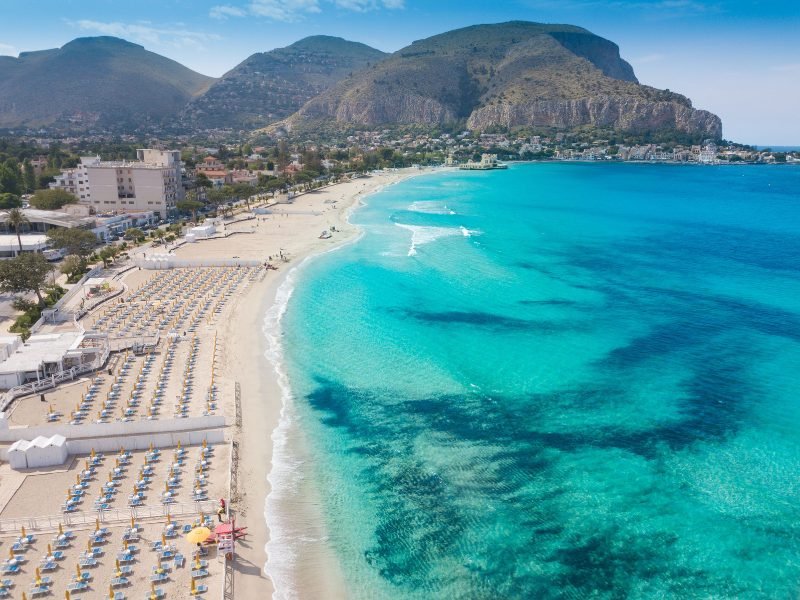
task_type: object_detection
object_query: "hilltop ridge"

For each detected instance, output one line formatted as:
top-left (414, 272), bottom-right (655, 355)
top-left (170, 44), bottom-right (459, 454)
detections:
top-left (0, 36), bottom-right (214, 129)
top-left (181, 35), bottom-right (387, 131)
top-left (275, 22), bottom-right (721, 138)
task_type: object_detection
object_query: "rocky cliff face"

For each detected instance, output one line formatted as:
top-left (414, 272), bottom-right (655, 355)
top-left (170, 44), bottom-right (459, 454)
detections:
top-left (277, 21), bottom-right (722, 139)
top-left (467, 96), bottom-right (722, 137)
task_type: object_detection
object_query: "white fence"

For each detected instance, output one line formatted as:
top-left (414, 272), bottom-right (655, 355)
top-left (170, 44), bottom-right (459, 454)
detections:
top-left (0, 500), bottom-right (217, 534)
top-left (0, 415), bottom-right (226, 444)
top-left (135, 257), bottom-right (262, 270)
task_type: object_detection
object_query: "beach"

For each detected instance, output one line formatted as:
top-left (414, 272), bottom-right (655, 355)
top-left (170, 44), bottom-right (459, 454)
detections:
top-left (174, 170), bottom-right (426, 597)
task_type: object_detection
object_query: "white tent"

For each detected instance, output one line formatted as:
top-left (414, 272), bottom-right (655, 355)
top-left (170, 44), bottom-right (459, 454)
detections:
top-left (7, 439), bottom-right (30, 469)
top-left (17, 434), bottom-right (68, 469)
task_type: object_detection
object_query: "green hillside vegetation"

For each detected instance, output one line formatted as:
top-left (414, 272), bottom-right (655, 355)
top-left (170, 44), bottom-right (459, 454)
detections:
top-left (0, 37), bottom-right (214, 129)
top-left (182, 35), bottom-right (386, 130)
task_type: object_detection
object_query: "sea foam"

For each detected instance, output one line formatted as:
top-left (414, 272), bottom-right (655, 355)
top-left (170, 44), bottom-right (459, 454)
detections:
top-left (395, 223), bottom-right (478, 256)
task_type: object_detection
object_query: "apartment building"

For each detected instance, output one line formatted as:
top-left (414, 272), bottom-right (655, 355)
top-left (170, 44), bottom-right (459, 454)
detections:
top-left (51, 150), bottom-right (183, 217)
top-left (50, 156), bottom-right (99, 201)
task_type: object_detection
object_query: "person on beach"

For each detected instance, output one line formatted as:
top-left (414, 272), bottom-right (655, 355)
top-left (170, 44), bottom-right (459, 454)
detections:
top-left (217, 498), bottom-right (226, 522)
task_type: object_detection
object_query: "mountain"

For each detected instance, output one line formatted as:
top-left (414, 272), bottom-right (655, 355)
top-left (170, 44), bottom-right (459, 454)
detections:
top-left (181, 36), bottom-right (387, 131)
top-left (275, 22), bottom-right (722, 138)
top-left (0, 37), bottom-right (214, 129)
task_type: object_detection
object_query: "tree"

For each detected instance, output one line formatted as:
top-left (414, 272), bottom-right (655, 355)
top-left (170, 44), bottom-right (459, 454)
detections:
top-left (0, 252), bottom-right (53, 306)
top-left (7, 207), bottom-right (30, 252)
top-left (46, 227), bottom-right (98, 258)
top-left (176, 200), bottom-right (203, 222)
top-left (0, 164), bottom-right (19, 195)
top-left (98, 246), bottom-right (121, 267)
top-left (124, 228), bottom-right (145, 243)
top-left (22, 160), bottom-right (36, 193)
top-left (153, 229), bottom-right (166, 245)
top-left (0, 193), bottom-right (21, 209)
top-left (30, 188), bottom-right (77, 210)
top-left (59, 254), bottom-right (84, 280)
top-left (195, 172), bottom-right (212, 188)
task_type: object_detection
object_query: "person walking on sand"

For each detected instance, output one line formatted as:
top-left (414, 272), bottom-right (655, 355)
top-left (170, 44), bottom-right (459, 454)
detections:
top-left (217, 497), bottom-right (226, 522)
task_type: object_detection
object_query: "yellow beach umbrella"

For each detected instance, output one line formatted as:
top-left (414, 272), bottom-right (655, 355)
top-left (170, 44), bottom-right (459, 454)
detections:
top-left (131, 516), bottom-right (136, 529)
top-left (161, 533), bottom-right (167, 547)
top-left (185, 527), bottom-right (211, 545)
top-left (21, 525), bottom-right (26, 538)
top-left (75, 563), bottom-right (82, 579)
top-left (109, 585), bottom-right (115, 600)
top-left (47, 543), bottom-right (52, 555)
top-left (115, 559), bottom-right (121, 571)
top-left (123, 539), bottom-right (129, 551)
top-left (191, 578), bottom-right (197, 594)
top-left (65, 592), bottom-right (70, 600)
top-left (90, 448), bottom-right (96, 458)
top-left (8, 548), bottom-right (13, 560)
top-left (58, 523), bottom-right (64, 536)
top-left (95, 518), bottom-right (100, 532)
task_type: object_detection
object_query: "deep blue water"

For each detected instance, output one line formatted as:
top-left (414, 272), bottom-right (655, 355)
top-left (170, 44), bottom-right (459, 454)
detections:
top-left (279, 163), bottom-right (800, 598)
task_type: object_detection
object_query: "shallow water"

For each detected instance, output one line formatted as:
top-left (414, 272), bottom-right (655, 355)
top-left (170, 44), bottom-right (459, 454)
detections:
top-left (275, 163), bottom-right (800, 598)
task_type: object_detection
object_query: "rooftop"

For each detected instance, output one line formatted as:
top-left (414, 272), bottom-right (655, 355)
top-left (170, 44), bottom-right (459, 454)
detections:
top-left (0, 233), bottom-right (49, 251)
top-left (0, 332), bottom-right (83, 374)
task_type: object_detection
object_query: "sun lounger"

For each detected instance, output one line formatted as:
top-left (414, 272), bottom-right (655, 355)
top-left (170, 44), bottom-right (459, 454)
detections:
top-left (111, 576), bottom-right (130, 587)
top-left (40, 561), bottom-right (57, 572)
top-left (191, 569), bottom-right (209, 578)
top-left (150, 572), bottom-right (168, 583)
top-left (66, 581), bottom-right (88, 592)
top-left (190, 584), bottom-right (208, 595)
top-left (0, 566), bottom-right (18, 576)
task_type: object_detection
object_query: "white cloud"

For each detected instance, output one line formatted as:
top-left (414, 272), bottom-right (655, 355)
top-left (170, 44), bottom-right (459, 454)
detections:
top-left (247, 0), bottom-right (321, 21)
top-left (210, 5), bottom-right (247, 19)
top-left (70, 20), bottom-right (221, 49)
top-left (333, 0), bottom-right (405, 10)
top-left (209, 0), bottom-right (403, 21)
top-left (0, 42), bottom-right (17, 56)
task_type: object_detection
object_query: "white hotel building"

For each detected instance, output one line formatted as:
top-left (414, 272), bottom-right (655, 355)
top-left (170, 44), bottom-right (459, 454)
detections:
top-left (51, 149), bottom-right (183, 217)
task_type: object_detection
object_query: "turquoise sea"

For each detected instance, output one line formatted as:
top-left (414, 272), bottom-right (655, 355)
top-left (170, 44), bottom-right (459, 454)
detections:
top-left (270, 163), bottom-right (800, 598)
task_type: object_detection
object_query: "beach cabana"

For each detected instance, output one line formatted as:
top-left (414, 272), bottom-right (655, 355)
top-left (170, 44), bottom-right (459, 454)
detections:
top-left (7, 439), bottom-right (30, 469)
top-left (26, 434), bottom-right (68, 468)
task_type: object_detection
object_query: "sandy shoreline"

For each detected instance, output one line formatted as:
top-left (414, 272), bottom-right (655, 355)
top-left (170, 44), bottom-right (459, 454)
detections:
top-left (175, 169), bottom-right (428, 597)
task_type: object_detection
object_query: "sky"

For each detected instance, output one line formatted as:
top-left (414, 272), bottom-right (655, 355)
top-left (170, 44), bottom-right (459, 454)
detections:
top-left (0, 0), bottom-right (798, 145)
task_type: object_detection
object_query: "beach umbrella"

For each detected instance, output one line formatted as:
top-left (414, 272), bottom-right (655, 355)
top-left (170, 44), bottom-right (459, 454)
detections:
top-left (109, 585), bottom-right (115, 599)
top-left (35, 566), bottom-right (41, 583)
top-left (185, 527), bottom-right (211, 545)
top-left (47, 543), bottom-right (52, 555)
top-left (150, 582), bottom-right (157, 599)
top-left (191, 578), bottom-right (197, 594)
top-left (58, 523), bottom-right (64, 536)
top-left (123, 539), bottom-right (129, 551)
top-left (87, 540), bottom-right (92, 552)
top-left (91, 448), bottom-right (95, 458)
top-left (116, 559), bottom-right (120, 571)
top-left (161, 533), bottom-right (167, 547)
top-left (131, 516), bottom-right (136, 529)
top-left (65, 592), bottom-right (70, 600)
top-left (75, 563), bottom-right (82, 579)
top-left (8, 548), bottom-right (13, 560)
top-left (21, 525), bottom-right (26, 538)
top-left (22, 593), bottom-right (27, 600)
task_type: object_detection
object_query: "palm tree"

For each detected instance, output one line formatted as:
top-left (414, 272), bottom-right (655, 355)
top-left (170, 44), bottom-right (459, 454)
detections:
top-left (7, 208), bottom-right (29, 254)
